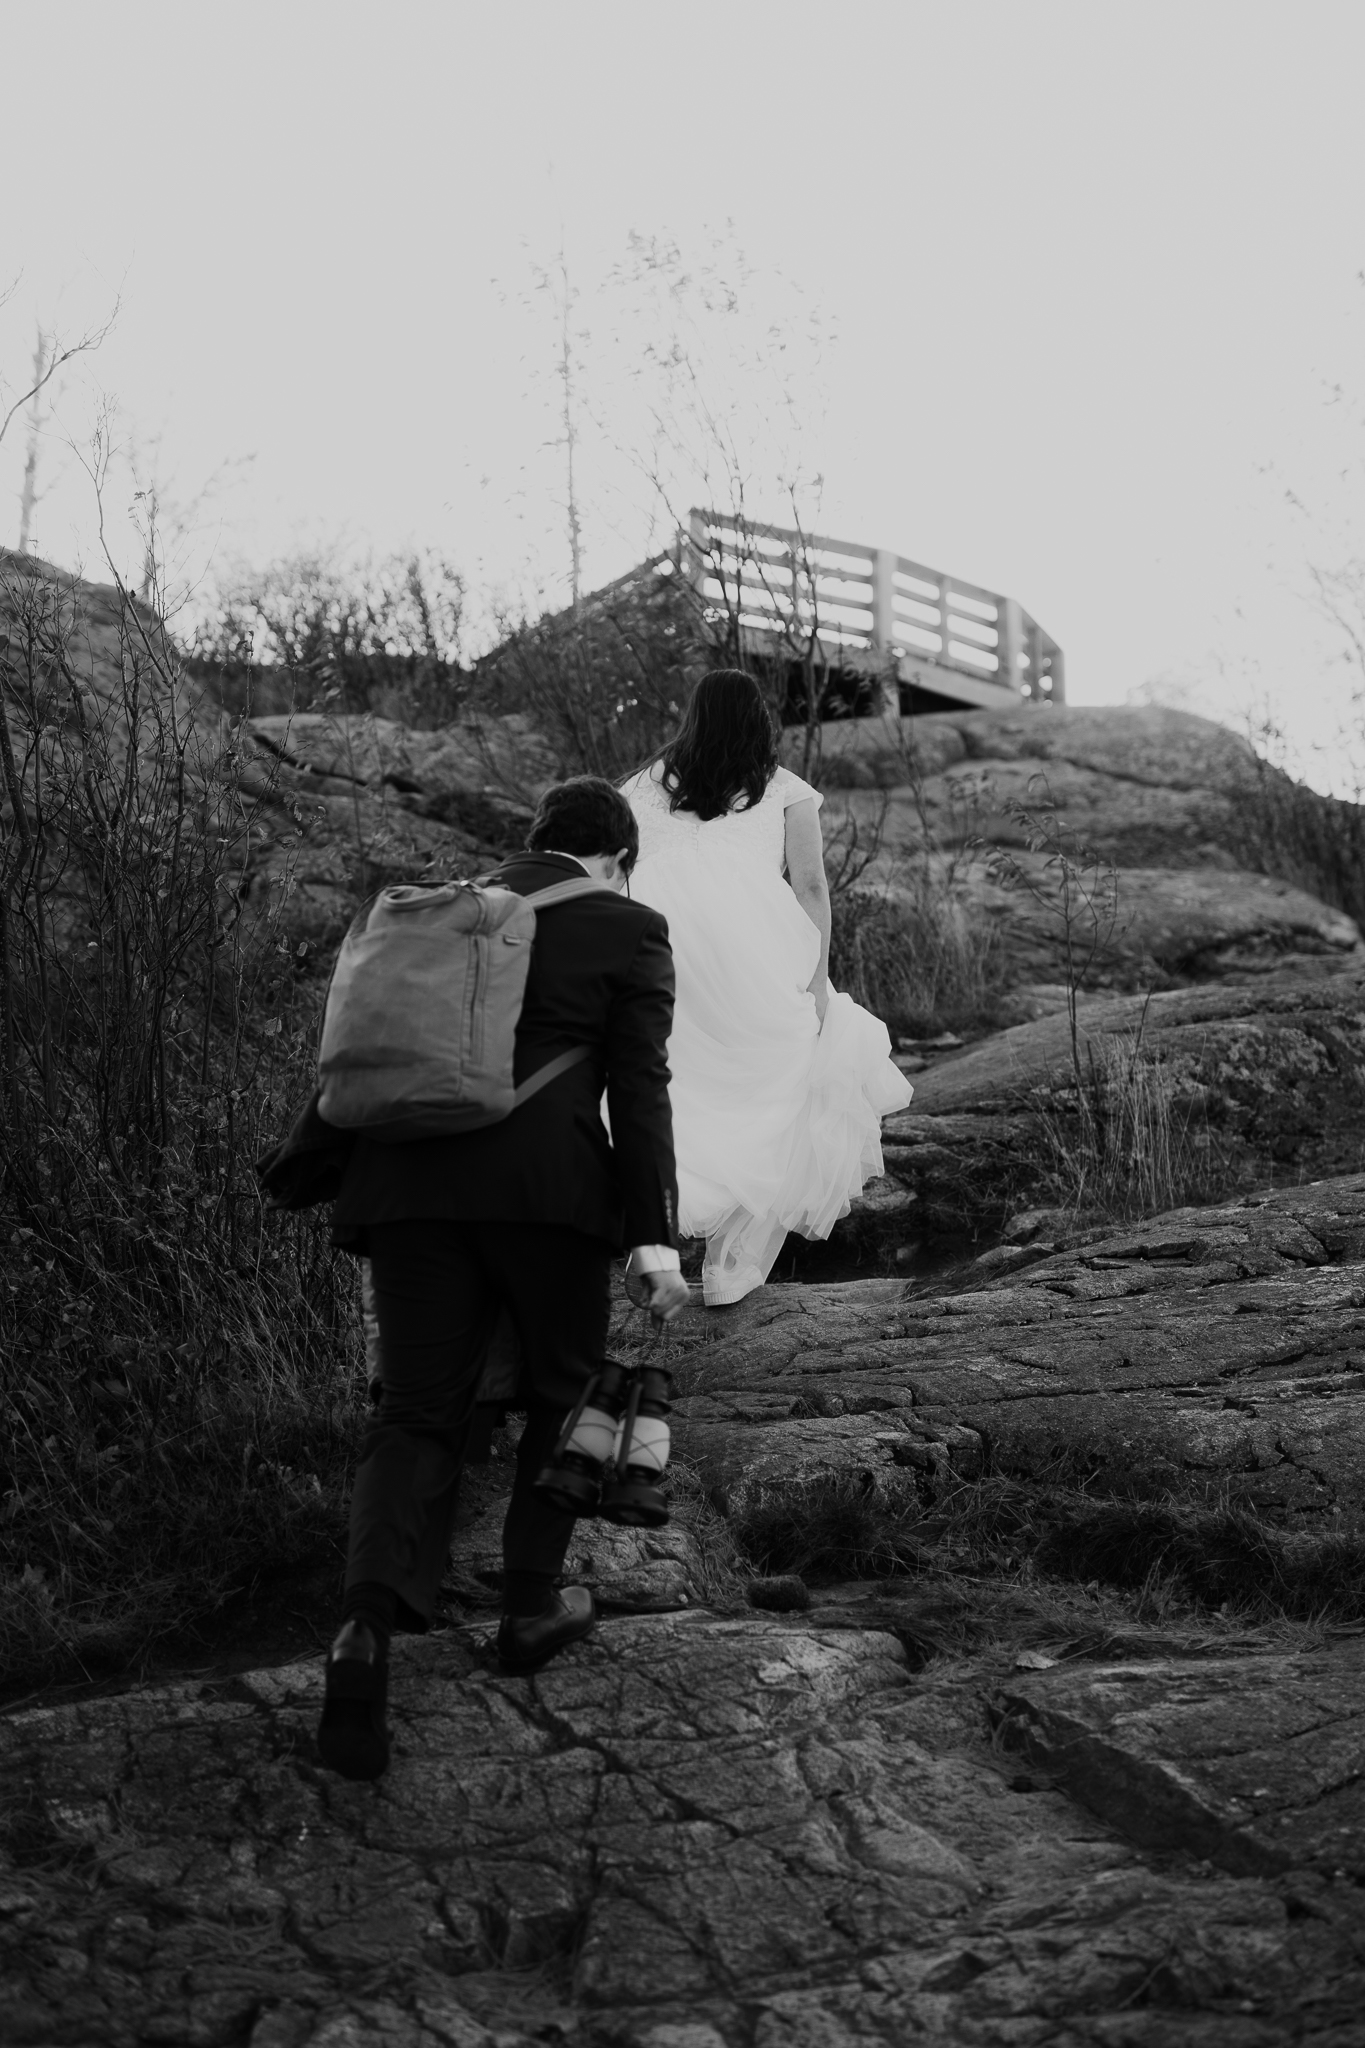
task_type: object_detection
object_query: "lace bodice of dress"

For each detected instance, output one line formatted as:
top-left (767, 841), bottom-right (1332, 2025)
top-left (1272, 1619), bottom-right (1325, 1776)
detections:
top-left (626, 762), bottom-right (822, 871)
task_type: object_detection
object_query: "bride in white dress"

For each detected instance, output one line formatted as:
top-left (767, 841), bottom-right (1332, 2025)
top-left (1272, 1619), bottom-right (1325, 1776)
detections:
top-left (621, 669), bottom-right (913, 1305)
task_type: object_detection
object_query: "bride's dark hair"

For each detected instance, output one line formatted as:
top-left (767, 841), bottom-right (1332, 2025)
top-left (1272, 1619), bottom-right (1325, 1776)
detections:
top-left (658, 669), bottom-right (779, 820)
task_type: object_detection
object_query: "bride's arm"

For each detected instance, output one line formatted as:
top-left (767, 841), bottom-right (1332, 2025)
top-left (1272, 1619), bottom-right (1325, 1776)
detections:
top-left (784, 797), bottom-right (831, 1023)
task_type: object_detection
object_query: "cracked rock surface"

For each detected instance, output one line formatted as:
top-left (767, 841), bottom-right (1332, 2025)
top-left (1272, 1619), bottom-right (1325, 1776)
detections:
top-left (655, 1177), bottom-right (1365, 1518)
top-left (11, 539), bottom-right (1365, 2047)
top-left (11, 1174), bottom-right (1365, 2039)
top-left (6, 1612), bottom-right (1365, 2045)
top-left (447, 1505), bottom-right (705, 1614)
top-left (994, 1641), bottom-right (1365, 1882)
top-left (880, 965), bottom-right (1365, 1235)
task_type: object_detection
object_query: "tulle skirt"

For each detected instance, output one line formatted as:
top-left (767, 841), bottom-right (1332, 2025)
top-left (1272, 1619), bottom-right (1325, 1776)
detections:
top-left (629, 845), bottom-right (913, 1305)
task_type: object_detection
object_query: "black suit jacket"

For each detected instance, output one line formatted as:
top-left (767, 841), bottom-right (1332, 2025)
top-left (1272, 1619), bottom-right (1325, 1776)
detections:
top-left (329, 853), bottom-right (678, 1254)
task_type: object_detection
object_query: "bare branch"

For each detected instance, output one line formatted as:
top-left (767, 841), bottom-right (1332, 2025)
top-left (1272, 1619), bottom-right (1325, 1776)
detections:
top-left (0, 297), bottom-right (120, 454)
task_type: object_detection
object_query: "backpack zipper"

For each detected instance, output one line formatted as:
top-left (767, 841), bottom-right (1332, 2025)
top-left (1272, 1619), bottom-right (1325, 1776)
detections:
top-left (466, 900), bottom-right (488, 1069)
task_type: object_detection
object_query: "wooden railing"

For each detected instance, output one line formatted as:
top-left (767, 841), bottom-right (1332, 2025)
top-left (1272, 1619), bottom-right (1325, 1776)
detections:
top-left (684, 509), bottom-right (1063, 704)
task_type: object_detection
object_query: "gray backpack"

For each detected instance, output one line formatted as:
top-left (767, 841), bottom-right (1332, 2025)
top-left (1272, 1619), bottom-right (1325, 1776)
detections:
top-left (317, 876), bottom-right (613, 1143)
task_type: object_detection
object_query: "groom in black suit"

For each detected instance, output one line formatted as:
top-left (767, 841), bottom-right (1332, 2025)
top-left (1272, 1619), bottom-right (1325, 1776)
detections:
top-left (320, 776), bottom-right (688, 1779)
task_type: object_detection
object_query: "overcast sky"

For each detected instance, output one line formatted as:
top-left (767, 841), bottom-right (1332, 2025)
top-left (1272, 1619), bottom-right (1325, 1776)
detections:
top-left (4, 2), bottom-right (1365, 782)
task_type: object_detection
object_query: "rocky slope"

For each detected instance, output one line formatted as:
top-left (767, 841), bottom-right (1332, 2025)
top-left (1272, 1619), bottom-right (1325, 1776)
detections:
top-left (7, 1179), bottom-right (1365, 2043)
top-left (809, 700), bottom-right (1363, 993)
top-left (812, 700), bottom-right (1286, 872)
top-left (788, 702), bottom-right (1365, 1256)
top-left (2, 1624), bottom-right (1363, 2046)
top-left (240, 698), bottom-right (1365, 1004)
top-left (657, 1176), bottom-right (1365, 1521)
top-left (882, 963), bottom-right (1365, 1238)
top-left (8, 557), bottom-right (1365, 2040)
top-left (231, 697), bottom-right (1365, 1254)
top-left (9, 540), bottom-right (1355, 1052)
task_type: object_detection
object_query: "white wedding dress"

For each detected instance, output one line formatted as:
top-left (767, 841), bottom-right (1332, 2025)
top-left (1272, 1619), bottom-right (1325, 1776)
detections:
top-left (621, 760), bottom-right (914, 1305)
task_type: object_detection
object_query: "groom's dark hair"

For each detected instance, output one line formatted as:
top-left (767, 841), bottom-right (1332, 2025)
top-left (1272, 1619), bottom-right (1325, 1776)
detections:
top-left (527, 776), bottom-right (640, 873)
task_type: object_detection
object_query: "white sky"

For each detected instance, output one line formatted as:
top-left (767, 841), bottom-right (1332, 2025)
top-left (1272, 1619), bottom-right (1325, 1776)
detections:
top-left (4, 1), bottom-right (1365, 784)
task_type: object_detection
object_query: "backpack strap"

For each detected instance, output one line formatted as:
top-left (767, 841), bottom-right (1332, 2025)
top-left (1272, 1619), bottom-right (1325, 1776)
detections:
top-left (511, 1043), bottom-right (593, 1108)
top-left (498, 875), bottom-right (617, 1108)
top-left (521, 877), bottom-right (620, 910)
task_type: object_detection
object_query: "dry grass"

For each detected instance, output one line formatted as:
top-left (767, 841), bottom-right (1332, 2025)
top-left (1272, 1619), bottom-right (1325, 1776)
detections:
top-left (829, 879), bottom-right (1001, 1039)
top-left (1230, 746), bottom-right (1365, 930)
top-left (1, 560), bottom-right (360, 1693)
top-left (0, 1096), bottom-right (361, 1691)
top-left (732, 1471), bottom-right (928, 1582)
top-left (729, 1469), bottom-right (1365, 1630)
top-left (1029, 1032), bottom-right (1228, 1222)
top-left (662, 1459), bottom-right (748, 1609)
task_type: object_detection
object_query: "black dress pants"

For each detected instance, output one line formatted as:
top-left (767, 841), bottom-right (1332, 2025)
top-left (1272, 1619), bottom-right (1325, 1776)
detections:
top-left (345, 1218), bottom-right (612, 1626)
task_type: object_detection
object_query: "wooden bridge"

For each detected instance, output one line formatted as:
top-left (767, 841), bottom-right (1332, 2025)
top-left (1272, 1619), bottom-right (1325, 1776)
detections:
top-left (683, 508), bottom-right (1063, 715)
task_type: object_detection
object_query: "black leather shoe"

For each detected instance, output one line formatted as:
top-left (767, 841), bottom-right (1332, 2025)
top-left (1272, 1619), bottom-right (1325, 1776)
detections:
top-left (496, 1586), bottom-right (596, 1674)
top-left (317, 1620), bottom-right (390, 1780)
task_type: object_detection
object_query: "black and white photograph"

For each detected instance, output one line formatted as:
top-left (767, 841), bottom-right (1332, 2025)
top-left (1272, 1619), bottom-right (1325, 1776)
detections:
top-left (3, 3), bottom-right (1365, 2040)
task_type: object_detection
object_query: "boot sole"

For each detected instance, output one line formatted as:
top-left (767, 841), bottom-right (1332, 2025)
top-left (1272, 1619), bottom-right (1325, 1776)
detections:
top-left (318, 1657), bottom-right (390, 1780)
top-left (496, 1610), bottom-right (596, 1674)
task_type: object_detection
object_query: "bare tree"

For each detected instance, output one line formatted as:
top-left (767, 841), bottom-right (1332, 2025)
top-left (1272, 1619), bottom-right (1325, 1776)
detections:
top-left (16, 327), bottom-right (48, 553)
top-left (127, 435), bottom-right (256, 612)
top-left (986, 775), bottom-right (1122, 1091)
top-left (500, 245), bottom-right (591, 611)
top-left (595, 231), bottom-right (836, 756)
top-left (1309, 558), bottom-right (1365, 697)
top-left (0, 297), bottom-right (119, 460)
top-left (547, 249), bottom-right (584, 611)
top-left (678, 497), bottom-right (834, 775)
top-left (2, 289), bottom-right (119, 555)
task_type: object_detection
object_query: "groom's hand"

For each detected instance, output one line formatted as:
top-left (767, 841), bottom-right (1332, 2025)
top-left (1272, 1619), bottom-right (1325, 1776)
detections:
top-left (638, 1269), bottom-right (691, 1324)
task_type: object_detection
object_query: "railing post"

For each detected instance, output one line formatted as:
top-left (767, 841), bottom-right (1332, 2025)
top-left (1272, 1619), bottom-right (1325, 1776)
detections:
top-left (871, 549), bottom-right (900, 719)
top-left (938, 578), bottom-right (954, 666)
top-left (677, 511), bottom-right (1058, 712)
top-left (686, 509), bottom-right (709, 594)
top-left (998, 596), bottom-right (1023, 696)
top-left (871, 549), bottom-right (895, 653)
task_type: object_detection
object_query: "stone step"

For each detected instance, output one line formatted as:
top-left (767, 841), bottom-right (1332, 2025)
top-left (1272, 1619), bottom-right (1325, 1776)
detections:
top-left (644, 1176), bottom-right (1365, 1521)
top-left (6, 1612), bottom-right (1365, 2041)
top-left (994, 1641), bottom-right (1365, 1881)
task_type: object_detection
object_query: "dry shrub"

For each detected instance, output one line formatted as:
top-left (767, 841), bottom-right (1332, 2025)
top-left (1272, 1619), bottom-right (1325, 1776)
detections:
top-left (829, 879), bottom-right (1000, 1038)
top-left (1031, 1032), bottom-right (1226, 1222)
top-left (472, 559), bottom-right (704, 789)
top-left (732, 1471), bottom-right (927, 1583)
top-left (188, 546), bottom-right (469, 726)
top-left (1032, 1492), bottom-right (1365, 1625)
top-left (0, 559), bottom-right (360, 1691)
top-left (730, 1468), bottom-right (1365, 1628)
top-left (1229, 746), bottom-right (1365, 929)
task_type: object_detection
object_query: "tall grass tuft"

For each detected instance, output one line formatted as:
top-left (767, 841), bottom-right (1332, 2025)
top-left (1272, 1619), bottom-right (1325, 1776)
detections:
top-left (730, 1468), bottom-right (1365, 1628)
top-left (733, 1472), bottom-right (927, 1582)
top-left (1230, 745), bottom-right (1365, 931)
top-left (0, 557), bottom-right (360, 1692)
top-left (1032, 1491), bottom-right (1365, 1624)
top-left (1031, 1030), bottom-right (1224, 1222)
top-left (829, 879), bottom-right (1000, 1038)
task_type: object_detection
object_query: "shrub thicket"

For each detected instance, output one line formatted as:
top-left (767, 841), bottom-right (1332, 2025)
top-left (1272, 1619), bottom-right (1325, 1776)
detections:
top-left (187, 547), bottom-right (468, 727)
top-left (1230, 748), bottom-right (1365, 930)
top-left (0, 557), bottom-right (359, 1692)
top-left (471, 557), bottom-right (706, 788)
